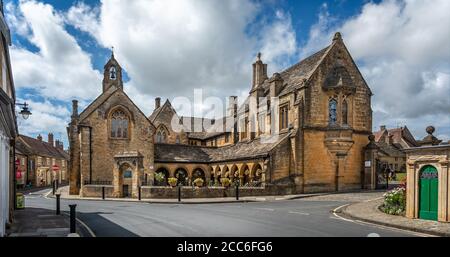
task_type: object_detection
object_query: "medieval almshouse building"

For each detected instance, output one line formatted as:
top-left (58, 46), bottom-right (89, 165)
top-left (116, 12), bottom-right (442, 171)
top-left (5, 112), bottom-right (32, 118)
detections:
top-left (69, 33), bottom-right (374, 198)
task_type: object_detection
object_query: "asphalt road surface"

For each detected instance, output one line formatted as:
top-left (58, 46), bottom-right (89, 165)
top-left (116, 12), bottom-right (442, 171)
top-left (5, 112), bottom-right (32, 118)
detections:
top-left (24, 190), bottom-right (420, 237)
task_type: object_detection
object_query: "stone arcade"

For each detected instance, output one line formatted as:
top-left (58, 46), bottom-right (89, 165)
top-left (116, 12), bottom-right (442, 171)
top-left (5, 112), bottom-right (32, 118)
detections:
top-left (69, 33), bottom-right (375, 198)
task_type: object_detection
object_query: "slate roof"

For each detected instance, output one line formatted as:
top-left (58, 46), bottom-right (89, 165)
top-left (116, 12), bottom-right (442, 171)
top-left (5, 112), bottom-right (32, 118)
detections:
top-left (374, 126), bottom-right (418, 148)
top-left (17, 135), bottom-right (69, 160)
top-left (375, 142), bottom-right (405, 157)
top-left (155, 132), bottom-right (291, 163)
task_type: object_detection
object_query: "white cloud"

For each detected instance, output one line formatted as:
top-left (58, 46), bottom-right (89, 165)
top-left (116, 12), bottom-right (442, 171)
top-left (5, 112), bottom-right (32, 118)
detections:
top-left (302, 0), bottom-right (450, 140)
top-left (65, 0), bottom-right (298, 102)
top-left (16, 98), bottom-right (70, 142)
top-left (7, 0), bottom-right (102, 101)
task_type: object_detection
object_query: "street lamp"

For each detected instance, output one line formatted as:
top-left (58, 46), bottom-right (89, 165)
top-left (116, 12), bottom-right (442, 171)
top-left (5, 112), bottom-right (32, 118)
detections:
top-left (16, 102), bottom-right (32, 120)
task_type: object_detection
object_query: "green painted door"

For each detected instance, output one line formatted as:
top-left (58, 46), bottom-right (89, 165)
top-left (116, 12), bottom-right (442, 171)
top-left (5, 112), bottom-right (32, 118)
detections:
top-left (419, 166), bottom-right (438, 221)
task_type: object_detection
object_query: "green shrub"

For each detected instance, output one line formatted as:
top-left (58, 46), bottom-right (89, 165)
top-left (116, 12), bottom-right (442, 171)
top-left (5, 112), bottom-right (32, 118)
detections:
top-left (380, 187), bottom-right (406, 216)
top-left (155, 172), bottom-right (166, 183)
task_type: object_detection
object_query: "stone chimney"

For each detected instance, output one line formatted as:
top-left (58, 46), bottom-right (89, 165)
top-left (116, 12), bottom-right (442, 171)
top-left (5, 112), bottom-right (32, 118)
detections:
top-left (71, 100), bottom-right (78, 120)
top-left (55, 140), bottom-right (64, 150)
top-left (155, 97), bottom-right (161, 109)
top-left (252, 52), bottom-right (268, 89)
top-left (269, 73), bottom-right (283, 98)
top-left (227, 96), bottom-right (238, 117)
top-left (37, 134), bottom-right (42, 141)
top-left (48, 133), bottom-right (54, 146)
top-left (380, 125), bottom-right (386, 131)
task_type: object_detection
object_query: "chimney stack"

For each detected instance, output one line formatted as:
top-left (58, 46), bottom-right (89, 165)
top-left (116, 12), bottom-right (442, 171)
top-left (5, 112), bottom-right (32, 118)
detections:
top-left (252, 52), bottom-right (268, 89)
top-left (55, 140), bottom-right (64, 150)
top-left (380, 125), bottom-right (386, 131)
top-left (227, 96), bottom-right (238, 117)
top-left (37, 134), bottom-right (42, 141)
top-left (48, 133), bottom-right (54, 146)
top-left (71, 100), bottom-right (78, 119)
top-left (155, 97), bottom-right (161, 109)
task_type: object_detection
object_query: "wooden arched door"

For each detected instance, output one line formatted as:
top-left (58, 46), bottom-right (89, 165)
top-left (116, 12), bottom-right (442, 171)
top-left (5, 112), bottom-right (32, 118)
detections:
top-left (419, 165), bottom-right (438, 221)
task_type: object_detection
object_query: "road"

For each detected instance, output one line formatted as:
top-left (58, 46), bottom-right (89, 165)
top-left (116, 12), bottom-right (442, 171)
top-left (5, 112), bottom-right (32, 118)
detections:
top-left (24, 190), bottom-right (421, 237)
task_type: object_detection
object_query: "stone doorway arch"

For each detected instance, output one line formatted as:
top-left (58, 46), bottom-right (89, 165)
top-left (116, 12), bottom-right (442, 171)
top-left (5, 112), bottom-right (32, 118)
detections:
top-left (113, 151), bottom-right (143, 198)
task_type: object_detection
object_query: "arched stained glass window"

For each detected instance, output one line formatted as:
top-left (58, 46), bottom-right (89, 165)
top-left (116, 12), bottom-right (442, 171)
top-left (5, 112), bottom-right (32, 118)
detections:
top-left (111, 110), bottom-right (129, 139)
top-left (329, 99), bottom-right (337, 125)
top-left (342, 99), bottom-right (348, 125)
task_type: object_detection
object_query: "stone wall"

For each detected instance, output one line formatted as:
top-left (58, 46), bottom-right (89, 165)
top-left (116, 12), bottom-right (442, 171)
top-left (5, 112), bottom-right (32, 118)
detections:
top-left (80, 185), bottom-right (295, 199)
top-left (82, 185), bottom-right (114, 198)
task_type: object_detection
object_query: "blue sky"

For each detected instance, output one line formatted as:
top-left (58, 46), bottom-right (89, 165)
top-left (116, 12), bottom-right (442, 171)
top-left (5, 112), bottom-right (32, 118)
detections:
top-left (5, 0), bottom-right (450, 147)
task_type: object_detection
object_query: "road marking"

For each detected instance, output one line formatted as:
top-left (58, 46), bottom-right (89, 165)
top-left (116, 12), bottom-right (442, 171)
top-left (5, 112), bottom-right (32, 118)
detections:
top-left (62, 212), bottom-right (97, 238)
top-left (254, 208), bottom-right (275, 211)
top-left (367, 233), bottom-right (380, 237)
top-left (331, 204), bottom-right (435, 237)
top-left (288, 211), bottom-right (310, 216)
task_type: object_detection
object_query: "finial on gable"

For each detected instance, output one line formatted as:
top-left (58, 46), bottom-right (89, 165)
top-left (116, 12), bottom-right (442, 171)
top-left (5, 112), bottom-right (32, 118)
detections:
top-left (257, 52), bottom-right (262, 61)
top-left (333, 32), bottom-right (342, 42)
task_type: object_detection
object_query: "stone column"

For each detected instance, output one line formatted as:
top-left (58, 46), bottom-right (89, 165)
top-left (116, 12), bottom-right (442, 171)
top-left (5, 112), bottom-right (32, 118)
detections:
top-left (405, 161), bottom-right (416, 219)
top-left (112, 164), bottom-right (121, 198)
top-left (438, 160), bottom-right (449, 222)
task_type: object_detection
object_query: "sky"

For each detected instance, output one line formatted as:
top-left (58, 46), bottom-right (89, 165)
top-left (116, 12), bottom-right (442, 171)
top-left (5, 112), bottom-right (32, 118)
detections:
top-left (5, 0), bottom-right (450, 147)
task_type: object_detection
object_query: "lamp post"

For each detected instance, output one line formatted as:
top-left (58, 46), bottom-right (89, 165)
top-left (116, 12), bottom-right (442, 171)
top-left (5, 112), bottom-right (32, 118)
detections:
top-left (16, 102), bottom-right (32, 120)
top-left (13, 102), bottom-right (32, 209)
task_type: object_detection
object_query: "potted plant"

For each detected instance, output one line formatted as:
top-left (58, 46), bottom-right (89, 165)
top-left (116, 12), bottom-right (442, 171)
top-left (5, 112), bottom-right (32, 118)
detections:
top-left (221, 177), bottom-right (231, 188)
top-left (168, 177), bottom-right (178, 187)
top-left (193, 178), bottom-right (204, 187)
top-left (154, 172), bottom-right (166, 186)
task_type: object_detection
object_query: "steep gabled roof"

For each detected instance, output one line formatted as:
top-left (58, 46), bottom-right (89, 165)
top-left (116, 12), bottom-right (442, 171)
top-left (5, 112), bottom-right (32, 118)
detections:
top-left (17, 135), bottom-right (69, 160)
top-left (78, 87), bottom-right (155, 131)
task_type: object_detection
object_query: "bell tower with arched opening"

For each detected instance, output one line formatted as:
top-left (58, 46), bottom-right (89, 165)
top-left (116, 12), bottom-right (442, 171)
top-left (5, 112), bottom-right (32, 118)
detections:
top-left (103, 50), bottom-right (123, 92)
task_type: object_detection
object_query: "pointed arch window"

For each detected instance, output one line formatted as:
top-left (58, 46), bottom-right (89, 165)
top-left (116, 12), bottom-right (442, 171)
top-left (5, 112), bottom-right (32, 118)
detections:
top-left (156, 127), bottom-right (168, 143)
top-left (329, 99), bottom-right (337, 125)
top-left (342, 99), bottom-right (348, 125)
top-left (111, 110), bottom-right (129, 139)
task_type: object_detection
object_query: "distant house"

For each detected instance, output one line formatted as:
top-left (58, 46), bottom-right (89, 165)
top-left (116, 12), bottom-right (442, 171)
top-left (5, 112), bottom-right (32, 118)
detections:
top-left (372, 125), bottom-right (419, 172)
top-left (15, 134), bottom-right (69, 188)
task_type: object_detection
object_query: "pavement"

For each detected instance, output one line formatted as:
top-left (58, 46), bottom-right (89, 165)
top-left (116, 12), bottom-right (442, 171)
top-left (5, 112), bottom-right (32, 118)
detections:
top-left (6, 207), bottom-right (88, 237)
top-left (24, 189), bottom-right (425, 237)
top-left (336, 197), bottom-right (450, 237)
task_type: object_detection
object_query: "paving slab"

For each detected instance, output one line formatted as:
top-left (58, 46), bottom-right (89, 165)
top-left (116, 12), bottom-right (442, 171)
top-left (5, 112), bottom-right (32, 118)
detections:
top-left (6, 207), bottom-right (88, 237)
top-left (338, 198), bottom-right (450, 237)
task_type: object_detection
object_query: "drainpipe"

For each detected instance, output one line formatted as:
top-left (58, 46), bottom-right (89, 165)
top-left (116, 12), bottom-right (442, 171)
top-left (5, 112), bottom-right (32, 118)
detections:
top-left (79, 125), bottom-right (93, 184)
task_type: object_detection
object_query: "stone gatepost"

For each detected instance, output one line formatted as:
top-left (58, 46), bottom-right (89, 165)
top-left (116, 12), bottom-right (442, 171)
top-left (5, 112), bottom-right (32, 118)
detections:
top-left (363, 135), bottom-right (380, 190)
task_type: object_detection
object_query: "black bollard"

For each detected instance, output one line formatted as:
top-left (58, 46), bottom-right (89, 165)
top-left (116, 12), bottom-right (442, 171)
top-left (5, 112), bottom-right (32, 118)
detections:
top-left (56, 194), bottom-right (61, 215)
top-left (69, 204), bottom-right (77, 234)
top-left (102, 186), bottom-right (105, 200)
top-left (138, 186), bottom-right (141, 201)
top-left (52, 181), bottom-right (56, 195)
top-left (178, 185), bottom-right (181, 202)
top-left (236, 184), bottom-right (239, 201)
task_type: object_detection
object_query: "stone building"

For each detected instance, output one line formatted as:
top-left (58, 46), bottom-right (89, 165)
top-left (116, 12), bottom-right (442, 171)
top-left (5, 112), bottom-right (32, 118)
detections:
top-left (70, 32), bottom-right (374, 198)
top-left (69, 53), bottom-right (156, 198)
top-left (15, 134), bottom-right (69, 187)
top-left (0, 0), bottom-right (17, 236)
top-left (372, 125), bottom-right (419, 173)
top-left (405, 127), bottom-right (449, 222)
